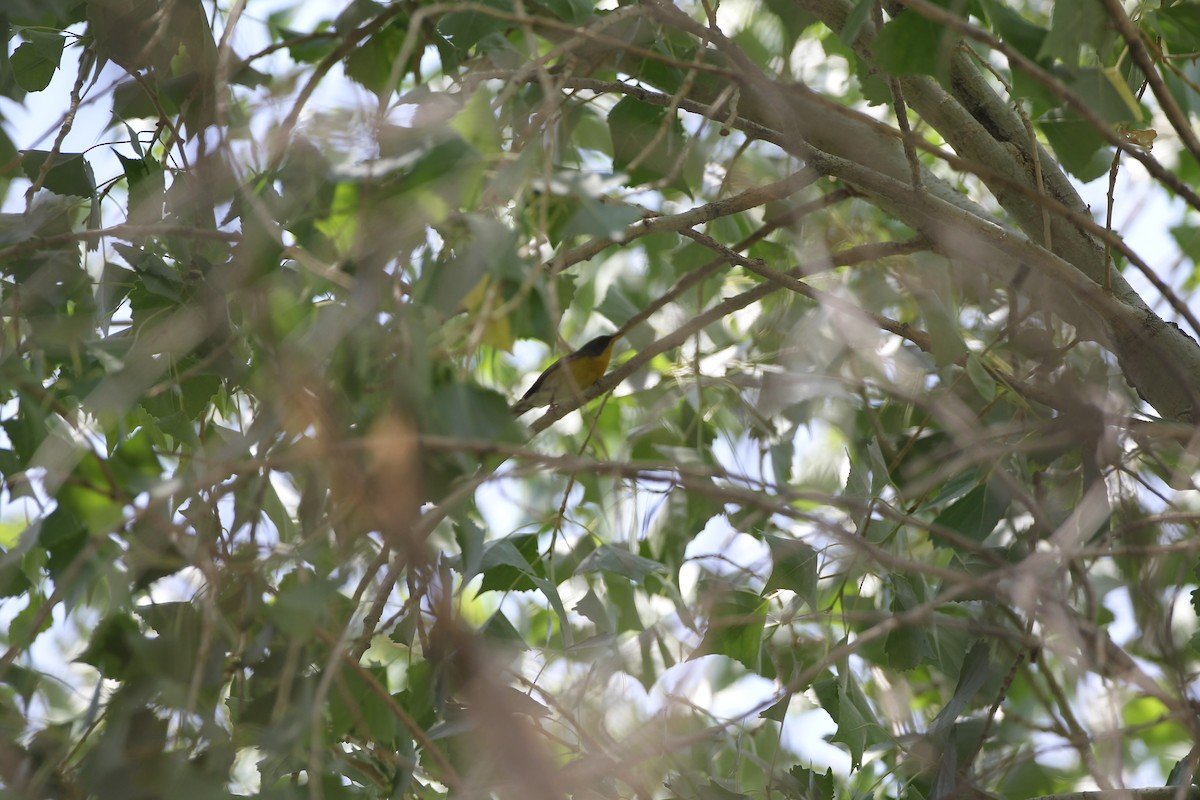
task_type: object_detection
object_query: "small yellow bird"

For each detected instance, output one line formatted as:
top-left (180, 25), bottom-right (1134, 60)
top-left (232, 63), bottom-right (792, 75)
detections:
top-left (512, 334), bottom-right (619, 416)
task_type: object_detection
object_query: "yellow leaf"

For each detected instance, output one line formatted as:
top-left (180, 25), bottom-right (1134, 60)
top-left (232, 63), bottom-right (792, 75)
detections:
top-left (1121, 127), bottom-right (1157, 152)
top-left (461, 274), bottom-right (514, 351)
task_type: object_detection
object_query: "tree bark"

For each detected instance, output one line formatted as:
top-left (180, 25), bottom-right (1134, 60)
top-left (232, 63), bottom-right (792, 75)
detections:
top-left (637, 0), bottom-right (1200, 421)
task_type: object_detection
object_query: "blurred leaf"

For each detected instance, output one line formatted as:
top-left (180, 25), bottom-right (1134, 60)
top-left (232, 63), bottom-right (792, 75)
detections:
top-left (533, 0), bottom-right (592, 25)
top-left (1067, 66), bottom-right (1143, 124)
top-left (438, 0), bottom-right (513, 52)
top-left (77, 612), bottom-right (142, 679)
top-left (266, 570), bottom-right (342, 642)
top-left (11, 31), bottom-right (64, 92)
top-left (608, 95), bottom-right (689, 192)
top-left (883, 575), bottom-right (930, 671)
top-left (451, 89), bottom-right (502, 155)
top-left (344, 22), bottom-right (407, 96)
top-left (762, 535), bottom-right (817, 607)
top-left (479, 610), bottom-right (527, 648)
top-left (115, 152), bottom-right (165, 224)
top-left (560, 196), bottom-right (642, 240)
top-left (919, 294), bottom-right (968, 367)
top-left (9, 592), bottom-right (53, 649)
top-left (931, 480), bottom-right (1010, 547)
top-left (329, 665), bottom-right (397, 741)
top-left (874, 10), bottom-right (955, 80)
top-left (812, 671), bottom-right (887, 770)
top-left (113, 242), bottom-right (183, 302)
top-left (57, 452), bottom-right (123, 535)
top-left (575, 543), bottom-right (666, 583)
top-left (1148, 5), bottom-right (1200, 54)
top-left (930, 641), bottom-right (997, 734)
top-left (604, 574), bottom-right (643, 633)
top-left (694, 586), bottom-right (767, 673)
top-left (965, 354), bottom-right (996, 401)
top-left (985, 2), bottom-right (1048, 62)
top-left (1038, 0), bottom-right (1109, 64)
top-left (423, 215), bottom-right (519, 314)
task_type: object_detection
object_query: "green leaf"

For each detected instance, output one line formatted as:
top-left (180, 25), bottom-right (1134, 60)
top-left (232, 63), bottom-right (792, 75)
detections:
top-left (1168, 753), bottom-right (1200, 787)
top-left (112, 242), bottom-right (183, 302)
top-left (530, 574), bottom-right (573, 646)
top-left (762, 535), bottom-right (817, 607)
top-left (919, 468), bottom-right (983, 511)
top-left (604, 574), bottom-right (643, 633)
top-left (0, 663), bottom-right (40, 705)
top-left (873, 10), bottom-right (956, 80)
top-left (109, 427), bottom-right (162, 491)
top-left (1037, 0), bottom-right (1109, 65)
top-left (110, 73), bottom-right (197, 124)
top-left (57, 453), bottom-right (124, 535)
top-left (1066, 66), bottom-right (1143, 124)
top-left (1187, 613), bottom-right (1200, 654)
top-left (931, 480), bottom-right (1010, 547)
top-left (478, 535), bottom-right (539, 593)
top-left (1036, 113), bottom-right (1108, 181)
top-left (1148, 5), bottom-right (1200, 55)
top-left (437, 0), bottom-right (513, 52)
top-left (480, 610), bottom-right (528, 648)
top-left (930, 641), bottom-right (996, 733)
top-left (281, 27), bottom-right (336, 63)
top-left (607, 95), bottom-right (689, 192)
top-left (560, 196), bottom-right (643, 240)
top-left (985, 2), bottom-right (1048, 63)
top-left (96, 262), bottom-right (135, 326)
top-left (694, 585), bottom-right (768, 673)
top-left (574, 587), bottom-right (612, 633)
top-left (328, 665), bottom-right (397, 741)
top-left (763, 0), bottom-right (816, 54)
top-left (450, 88), bottom-right (502, 155)
top-left (841, 0), bottom-right (873, 46)
top-left (0, 545), bottom-right (32, 599)
top-left (811, 671), bottom-right (887, 770)
top-left (3, 398), bottom-right (48, 466)
top-left (696, 780), bottom-right (750, 800)
top-left (77, 612), bottom-right (142, 679)
top-left (11, 31), bottom-right (65, 92)
top-left (575, 543), bottom-right (666, 583)
top-left (116, 152), bottom-right (165, 224)
top-left (965, 354), bottom-right (996, 401)
top-left (344, 22), bottom-right (407, 96)
top-left (0, 127), bottom-right (17, 199)
top-left (421, 215), bottom-right (518, 314)
top-left (865, 438), bottom-right (891, 494)
top-left (843, 446), bottom-right (872, 500)
top-left (9, 592), bottom-right (53, 649)
top-left (20, 150), bottom-right (96, 197)
top-left (759, 693), bottom-right (789, 723)
top-left (428, 382), bottom-right (522, 444)
top-left (260, 474), bottom-right (297, 542)
top-left (919, 294), bottom-right (968, 367)
top-left (788, 766), bottom-right (834, 800)
top-left (266, 570), bottom-right (341, 642)
top-left (883, 575), bottom-right (931, 671)
top-left (533, 0), bottom-right (592, 25)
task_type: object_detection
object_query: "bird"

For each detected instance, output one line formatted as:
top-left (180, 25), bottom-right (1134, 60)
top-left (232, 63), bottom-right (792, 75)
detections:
top-left (512, 333), bottom-right (619, 416)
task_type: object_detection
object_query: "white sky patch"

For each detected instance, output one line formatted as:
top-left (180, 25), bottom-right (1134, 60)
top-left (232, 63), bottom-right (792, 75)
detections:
top-left (680, 515), bottom-right (771, 598)
top-left (782, 706), bottom-right (851, 773)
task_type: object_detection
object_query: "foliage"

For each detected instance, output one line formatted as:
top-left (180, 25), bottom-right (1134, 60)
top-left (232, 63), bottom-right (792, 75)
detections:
top-left (5, 1), bottom-right (1200, 799)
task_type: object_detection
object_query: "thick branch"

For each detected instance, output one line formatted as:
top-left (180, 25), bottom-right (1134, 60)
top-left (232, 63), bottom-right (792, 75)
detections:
top-left (631, 0), bottom-right (1200, 421)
